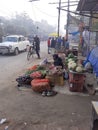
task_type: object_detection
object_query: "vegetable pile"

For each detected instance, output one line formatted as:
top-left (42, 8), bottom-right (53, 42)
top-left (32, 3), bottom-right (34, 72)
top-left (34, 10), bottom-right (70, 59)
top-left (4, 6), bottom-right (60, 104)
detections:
top-left (65, 53), bottom-right (85, 73)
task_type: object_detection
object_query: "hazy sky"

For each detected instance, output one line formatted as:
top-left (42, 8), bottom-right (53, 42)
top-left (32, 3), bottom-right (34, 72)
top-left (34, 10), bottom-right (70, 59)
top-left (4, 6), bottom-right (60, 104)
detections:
top-left (0, 0), bottom-right (78, 32)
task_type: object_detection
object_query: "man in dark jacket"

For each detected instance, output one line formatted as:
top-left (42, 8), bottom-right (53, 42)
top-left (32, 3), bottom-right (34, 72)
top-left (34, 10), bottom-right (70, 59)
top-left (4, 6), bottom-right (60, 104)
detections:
top-left (50, 37), bottom-right (56, 54)
top-left (53, 54), bottom-right (64, 68)
top-left (34, 35), bottom-right (40, 59)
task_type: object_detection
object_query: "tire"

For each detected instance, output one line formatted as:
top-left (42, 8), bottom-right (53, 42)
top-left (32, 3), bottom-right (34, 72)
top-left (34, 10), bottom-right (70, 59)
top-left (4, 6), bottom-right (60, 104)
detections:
top-left (27, 52), bottom-right (31, 61)
top-left (14, 48), bottom-right (19, 55)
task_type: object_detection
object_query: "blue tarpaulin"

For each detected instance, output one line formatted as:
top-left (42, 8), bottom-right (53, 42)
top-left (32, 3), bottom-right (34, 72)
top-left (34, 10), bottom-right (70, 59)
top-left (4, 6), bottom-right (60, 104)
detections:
top-left (86, 46), bottom-right (98, 77)
top-left (69, 31), bottom-right (80, 36)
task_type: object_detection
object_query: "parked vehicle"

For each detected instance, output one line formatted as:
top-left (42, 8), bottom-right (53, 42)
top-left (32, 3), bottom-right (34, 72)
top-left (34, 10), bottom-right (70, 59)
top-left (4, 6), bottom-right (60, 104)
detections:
top-left (0, 35), bottom-right (31, 55)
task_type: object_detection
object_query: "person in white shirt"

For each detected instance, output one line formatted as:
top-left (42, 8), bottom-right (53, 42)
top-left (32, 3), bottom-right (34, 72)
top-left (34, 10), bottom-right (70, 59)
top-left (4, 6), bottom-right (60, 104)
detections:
top-left (82, 26), bottom-right (90, 57)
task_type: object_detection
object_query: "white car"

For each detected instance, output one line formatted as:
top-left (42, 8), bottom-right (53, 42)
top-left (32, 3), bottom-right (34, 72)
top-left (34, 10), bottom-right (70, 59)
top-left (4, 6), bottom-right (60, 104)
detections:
top-left (0, 35), bottom-right (31, 55)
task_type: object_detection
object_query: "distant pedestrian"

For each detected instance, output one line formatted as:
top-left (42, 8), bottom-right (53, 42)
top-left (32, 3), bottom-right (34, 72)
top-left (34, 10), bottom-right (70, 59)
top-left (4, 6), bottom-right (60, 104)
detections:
top-left (57, 36), bottom-right (62, 50)
top-left (62, 37), bottom-right (65, 47)
top-left (34, 35), bottom-right (41, 59)
top-left (47, 37), bottom-right (51, 54)
top-left (51, 37), bottom-right (56, 54)
top-left (64, 38), bottom-right (69, 50)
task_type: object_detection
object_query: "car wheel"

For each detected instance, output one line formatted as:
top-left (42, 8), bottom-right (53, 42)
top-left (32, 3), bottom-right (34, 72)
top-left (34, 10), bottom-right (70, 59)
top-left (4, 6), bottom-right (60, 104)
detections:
top-left (14, 48), bottom-right (19, 55)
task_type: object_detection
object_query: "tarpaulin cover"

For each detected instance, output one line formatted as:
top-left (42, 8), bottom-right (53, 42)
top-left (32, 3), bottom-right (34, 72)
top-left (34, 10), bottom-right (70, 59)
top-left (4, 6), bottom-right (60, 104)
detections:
top-left (87, 46), bottom-right (98, 77)
top-left (69, 31), bottom-right (80, 36)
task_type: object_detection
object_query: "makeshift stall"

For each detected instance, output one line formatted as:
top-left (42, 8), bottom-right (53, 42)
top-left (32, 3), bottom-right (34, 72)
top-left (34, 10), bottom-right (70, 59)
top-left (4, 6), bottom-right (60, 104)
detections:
top-left (65, 52), bottom-right (86, 92)
top-left (16, 55), bottom-right (65, 96)
top-left (16, 51), bottom-right (88, 95)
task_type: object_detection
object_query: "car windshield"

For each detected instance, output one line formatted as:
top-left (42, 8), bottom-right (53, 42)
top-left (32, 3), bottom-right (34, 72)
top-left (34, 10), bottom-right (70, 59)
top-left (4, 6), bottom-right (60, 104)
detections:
top-left (3, 37), bottom-right (18, 42)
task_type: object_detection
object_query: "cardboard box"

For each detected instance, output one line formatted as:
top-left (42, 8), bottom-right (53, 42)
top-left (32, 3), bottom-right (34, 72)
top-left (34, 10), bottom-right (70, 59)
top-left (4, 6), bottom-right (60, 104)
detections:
top-left (46, 74), bottom-right (64, 86)
top-left (54, 75), bottom-right (64, 86)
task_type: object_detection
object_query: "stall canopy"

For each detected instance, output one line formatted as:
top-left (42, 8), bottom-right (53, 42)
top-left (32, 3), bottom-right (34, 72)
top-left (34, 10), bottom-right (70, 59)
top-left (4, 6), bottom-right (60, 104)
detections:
top-left (77, 0), bottom-right (98, 12)
top-left (76, 0), bottom-right (98, 30)
top-left (48, 33), bottom-right (58, 37)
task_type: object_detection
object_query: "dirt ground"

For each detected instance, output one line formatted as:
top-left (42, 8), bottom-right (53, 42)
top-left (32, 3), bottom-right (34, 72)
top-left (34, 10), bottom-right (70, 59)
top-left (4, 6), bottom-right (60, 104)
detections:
top-left (0, 53), bottom-right (98, 130)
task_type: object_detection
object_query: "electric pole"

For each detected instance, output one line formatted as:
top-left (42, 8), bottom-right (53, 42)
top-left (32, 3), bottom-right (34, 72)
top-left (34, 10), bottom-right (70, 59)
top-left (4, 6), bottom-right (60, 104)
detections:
top-left (66, 0), bottom-right (70, 40)
top-left (50, 0), bottom-right (78, 38)
top-left (58, 0), bottom-right (61, 37)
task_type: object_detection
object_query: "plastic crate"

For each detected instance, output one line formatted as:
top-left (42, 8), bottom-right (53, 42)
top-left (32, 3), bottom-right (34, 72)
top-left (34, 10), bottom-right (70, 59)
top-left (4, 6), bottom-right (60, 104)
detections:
top-left (54, 75), bottom-right (64, 86)
top-left (46, 75), bottom-right (64, 86)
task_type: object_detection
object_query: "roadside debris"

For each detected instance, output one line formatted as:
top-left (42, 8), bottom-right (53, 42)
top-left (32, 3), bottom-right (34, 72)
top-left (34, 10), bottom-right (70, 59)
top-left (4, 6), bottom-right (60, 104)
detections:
top-left (4, 126), bottom-right (9, 130)
top-left (0, 118), bottom-right (7, 125)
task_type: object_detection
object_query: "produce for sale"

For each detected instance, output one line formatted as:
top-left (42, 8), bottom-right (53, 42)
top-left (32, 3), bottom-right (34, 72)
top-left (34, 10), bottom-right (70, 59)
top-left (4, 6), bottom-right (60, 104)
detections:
top-left (68, 58), bottom-right (74, 63)
top-left (75, 66), bottom-right (83, 73)
top-left (31, 79), bottom-right (50, 93)
top-left (66, 56), bottom-right (85, 73)
top-left (68, 53), bottom-right (74, 58)
top-left (68, 62), bottom-right (77, 70)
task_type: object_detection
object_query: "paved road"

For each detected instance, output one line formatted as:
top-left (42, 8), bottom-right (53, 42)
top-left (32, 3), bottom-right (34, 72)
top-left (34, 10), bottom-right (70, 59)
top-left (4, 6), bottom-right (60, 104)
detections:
top-left (0, 41), bottom-right (48, 90)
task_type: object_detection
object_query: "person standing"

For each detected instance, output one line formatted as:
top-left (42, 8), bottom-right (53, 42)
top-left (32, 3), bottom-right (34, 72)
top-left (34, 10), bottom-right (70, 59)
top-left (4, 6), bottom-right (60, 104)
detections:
top-left (64, 38), bottom-right (69, 50)
top-left (47, 37), bottom-right (51, 54)
top-left (62, 37), bottom-right (65, 47)
top-left (34, 35), bottom-right (41, 59)
top-left (50, 37), bottom-right (56, 54)
top-left (57, 36), bottom-right (62, 50)
top-left (82, 26), bottom-right (90, 57)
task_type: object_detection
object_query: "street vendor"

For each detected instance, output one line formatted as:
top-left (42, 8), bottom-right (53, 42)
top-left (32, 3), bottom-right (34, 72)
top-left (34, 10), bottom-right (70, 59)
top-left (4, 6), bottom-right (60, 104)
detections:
top-left (53, 54), bottom-right (64, 69)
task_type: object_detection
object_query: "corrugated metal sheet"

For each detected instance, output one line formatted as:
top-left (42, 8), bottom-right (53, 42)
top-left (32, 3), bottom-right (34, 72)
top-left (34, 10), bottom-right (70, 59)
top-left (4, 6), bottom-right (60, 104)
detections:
top-left (77, 0), bottom-right (98, 12)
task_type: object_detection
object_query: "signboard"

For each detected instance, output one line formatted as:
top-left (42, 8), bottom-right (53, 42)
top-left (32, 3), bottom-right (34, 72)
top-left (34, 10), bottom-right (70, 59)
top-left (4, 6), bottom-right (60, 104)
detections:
top-left (91, 14), bottom-right (98, 31)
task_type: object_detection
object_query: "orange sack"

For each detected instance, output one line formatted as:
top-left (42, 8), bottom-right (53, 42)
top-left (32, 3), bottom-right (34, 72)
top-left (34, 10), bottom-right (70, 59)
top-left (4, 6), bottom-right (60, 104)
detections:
top-left (31, 79), bottom-right (51, 93)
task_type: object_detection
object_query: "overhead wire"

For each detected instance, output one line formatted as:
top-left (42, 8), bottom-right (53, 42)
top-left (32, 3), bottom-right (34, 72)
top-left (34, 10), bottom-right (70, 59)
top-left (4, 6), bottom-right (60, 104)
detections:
top-left (32, 4), bottom-right (66, 18)
top-left (32, 5), bottom-right (57, 18)
top-left (30, 3), bottom-right (38, 21)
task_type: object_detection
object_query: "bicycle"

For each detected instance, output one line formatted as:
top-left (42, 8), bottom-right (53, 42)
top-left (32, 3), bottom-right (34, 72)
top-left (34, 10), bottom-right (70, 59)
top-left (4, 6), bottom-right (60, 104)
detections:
top-left (27, 45), bottom-right (36, 60)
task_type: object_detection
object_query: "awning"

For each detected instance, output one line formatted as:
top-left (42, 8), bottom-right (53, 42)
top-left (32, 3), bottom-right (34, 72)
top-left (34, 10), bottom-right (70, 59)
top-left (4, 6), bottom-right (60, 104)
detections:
top-left (77, 0), bottom-right (98, 12)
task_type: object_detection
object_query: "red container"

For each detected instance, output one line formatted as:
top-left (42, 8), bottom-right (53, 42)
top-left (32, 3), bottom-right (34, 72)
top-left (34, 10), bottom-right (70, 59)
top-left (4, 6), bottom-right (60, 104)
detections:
top-left (69, 71), bottom-right (85, 92)
top-left (69, 81), bottom-right (84, 92)
top-left (69, 71), bottom-right (85, 83)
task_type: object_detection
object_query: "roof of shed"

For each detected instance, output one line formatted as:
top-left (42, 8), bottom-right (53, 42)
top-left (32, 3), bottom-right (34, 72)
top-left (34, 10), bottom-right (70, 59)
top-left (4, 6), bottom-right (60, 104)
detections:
top-left (77, 0), bottom-right (98, 12)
